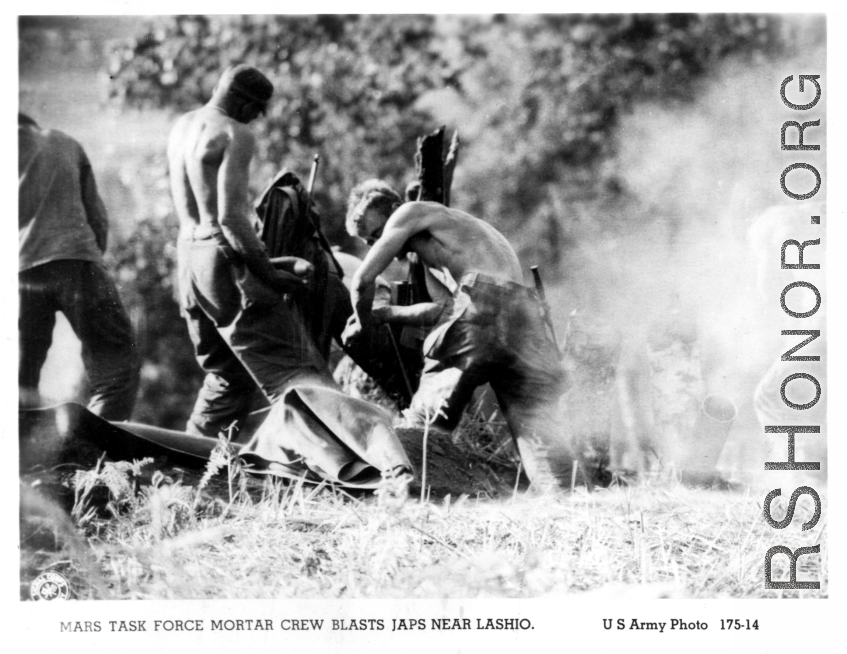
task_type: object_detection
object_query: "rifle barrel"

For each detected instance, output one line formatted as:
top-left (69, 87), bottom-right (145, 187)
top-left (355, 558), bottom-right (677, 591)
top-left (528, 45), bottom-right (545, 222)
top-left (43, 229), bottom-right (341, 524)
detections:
top-left (307, 153), bottom-right (320, 198)
top-left (303, 152), bottom-right (344, 279)
top-left (530, 266), bottom-right (547, 302)
top-left (530, 265), bottom-right (562, 357)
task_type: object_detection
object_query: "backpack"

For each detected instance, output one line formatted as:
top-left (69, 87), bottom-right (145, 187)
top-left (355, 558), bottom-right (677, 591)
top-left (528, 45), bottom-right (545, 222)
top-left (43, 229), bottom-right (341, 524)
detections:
top-left (253, 169), bottom-right (343, 358)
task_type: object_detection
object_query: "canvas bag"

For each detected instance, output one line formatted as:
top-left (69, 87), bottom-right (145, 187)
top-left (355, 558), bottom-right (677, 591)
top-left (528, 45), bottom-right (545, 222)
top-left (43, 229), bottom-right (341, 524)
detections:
top-left (253, 169), bottom-right (342, 359)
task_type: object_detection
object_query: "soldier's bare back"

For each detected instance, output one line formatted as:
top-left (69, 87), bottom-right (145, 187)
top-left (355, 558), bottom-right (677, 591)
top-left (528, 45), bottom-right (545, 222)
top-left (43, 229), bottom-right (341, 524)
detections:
top-left (167, 107), bottom-right (255, 238)
top-left (403, 203), bottom-right (524, 283)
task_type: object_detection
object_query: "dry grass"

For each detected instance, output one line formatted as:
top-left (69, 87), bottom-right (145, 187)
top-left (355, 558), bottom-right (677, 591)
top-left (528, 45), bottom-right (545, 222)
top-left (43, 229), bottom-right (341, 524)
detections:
top-left (20, 455), bottom-right (827, 600)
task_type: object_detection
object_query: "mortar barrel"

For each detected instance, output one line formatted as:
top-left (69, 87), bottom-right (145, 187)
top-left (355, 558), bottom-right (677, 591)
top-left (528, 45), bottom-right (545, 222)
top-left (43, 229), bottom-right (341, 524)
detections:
top-left (392, 281), bottom-right (412, 306)
top-left (678, 394), bottom-right (737, 483)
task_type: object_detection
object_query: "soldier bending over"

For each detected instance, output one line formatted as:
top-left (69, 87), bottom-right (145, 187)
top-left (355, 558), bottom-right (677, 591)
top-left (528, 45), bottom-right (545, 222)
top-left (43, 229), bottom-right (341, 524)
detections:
top-left (343, 185), bottom-right (575, 491)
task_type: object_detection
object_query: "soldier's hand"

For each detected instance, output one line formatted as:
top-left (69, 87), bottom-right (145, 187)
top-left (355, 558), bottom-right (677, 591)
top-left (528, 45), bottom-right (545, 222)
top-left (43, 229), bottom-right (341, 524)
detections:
top-left (271, 256), bottom-right (314, 280)
top-left (269, 269), bottom-right (309, 291)
top-left (371, 305), bottom-right (395, 324)
top-left (341, 314), bottom-right (364, 346)
top-left (268, 257), bottom-right (313, 291)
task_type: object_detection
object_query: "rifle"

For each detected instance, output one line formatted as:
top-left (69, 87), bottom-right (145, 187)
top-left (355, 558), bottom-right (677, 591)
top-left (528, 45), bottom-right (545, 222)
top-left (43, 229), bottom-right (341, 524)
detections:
top-left (306, 153), bottom-right (320, 209)
top-left (304, 153), bottom-right (344, 278)
top-left (530, 265), bottom-right (564, 359)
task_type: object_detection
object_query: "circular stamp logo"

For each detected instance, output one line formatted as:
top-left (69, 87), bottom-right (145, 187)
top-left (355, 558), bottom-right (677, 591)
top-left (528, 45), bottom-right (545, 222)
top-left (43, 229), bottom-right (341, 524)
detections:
top-left (30, 571), bottom-right (71, 601)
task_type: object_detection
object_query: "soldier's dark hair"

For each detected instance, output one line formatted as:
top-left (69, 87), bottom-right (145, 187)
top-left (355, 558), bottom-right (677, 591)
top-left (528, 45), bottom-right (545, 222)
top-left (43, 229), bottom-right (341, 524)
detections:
top-left (219, 65), bottom-right (274, 112)
top-left (346, 179), bottom-right (402, 220)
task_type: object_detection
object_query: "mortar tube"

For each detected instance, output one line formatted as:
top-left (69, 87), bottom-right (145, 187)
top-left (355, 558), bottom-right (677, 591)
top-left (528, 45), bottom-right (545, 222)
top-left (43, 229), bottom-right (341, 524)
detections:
top-left (678, 394), bottom-right (737, 486)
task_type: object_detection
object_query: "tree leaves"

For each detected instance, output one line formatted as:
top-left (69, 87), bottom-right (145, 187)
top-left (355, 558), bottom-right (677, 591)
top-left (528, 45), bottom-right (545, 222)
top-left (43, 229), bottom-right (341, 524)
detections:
top-left (108, 14), bottom-right (784, 253)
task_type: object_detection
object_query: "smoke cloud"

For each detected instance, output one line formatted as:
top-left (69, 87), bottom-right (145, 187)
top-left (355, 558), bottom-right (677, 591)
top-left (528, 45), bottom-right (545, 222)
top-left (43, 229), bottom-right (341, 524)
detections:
top-left (553, 24), bottom-right (827, 482)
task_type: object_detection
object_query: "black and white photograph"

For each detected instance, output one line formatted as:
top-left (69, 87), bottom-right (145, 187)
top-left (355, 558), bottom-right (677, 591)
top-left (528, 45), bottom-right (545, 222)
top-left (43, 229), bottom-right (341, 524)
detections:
top-left (9, 6), bottom-right (841, 651)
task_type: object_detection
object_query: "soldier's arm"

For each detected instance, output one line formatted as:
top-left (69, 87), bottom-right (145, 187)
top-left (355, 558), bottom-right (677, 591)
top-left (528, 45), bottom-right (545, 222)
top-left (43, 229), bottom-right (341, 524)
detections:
top-left (218, 126), bottom-right (306, 291)
top-left (372, 267), bottom-right (450, 327)
top-left (167, 119), bottom-right (194, 230)
top-left (374, 302), bottom-right (443, 327)
top-left (78, 145), bottom-right (109, 252)
top-left (350, 204), bottom-right (431, 327)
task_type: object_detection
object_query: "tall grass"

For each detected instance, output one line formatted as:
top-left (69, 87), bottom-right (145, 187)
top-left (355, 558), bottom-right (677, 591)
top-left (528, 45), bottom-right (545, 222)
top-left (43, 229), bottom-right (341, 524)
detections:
top-left (20, 451), bottom-right (826, 600)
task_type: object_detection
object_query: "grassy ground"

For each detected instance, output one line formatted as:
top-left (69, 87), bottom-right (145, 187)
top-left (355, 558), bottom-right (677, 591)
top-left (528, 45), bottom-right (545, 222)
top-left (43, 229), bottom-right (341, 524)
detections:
top-left (20, 454), bottom-right (827, 601)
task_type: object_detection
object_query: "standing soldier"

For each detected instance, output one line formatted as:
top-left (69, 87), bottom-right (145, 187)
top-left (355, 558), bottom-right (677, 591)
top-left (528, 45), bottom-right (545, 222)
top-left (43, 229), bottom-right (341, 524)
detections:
top-left (18, 113), bottom-right (139, 420)
top-left (167, 66), bottom-right (411, 484)
top-left (167, 64), bottom-right (324, 436)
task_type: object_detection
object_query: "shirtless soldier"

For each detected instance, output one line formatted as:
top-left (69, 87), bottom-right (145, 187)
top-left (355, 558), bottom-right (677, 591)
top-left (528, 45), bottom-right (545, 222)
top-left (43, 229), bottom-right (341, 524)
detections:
top-left (343, 185), bottom-right (576, 491)
top-left (168, 65), bottom-right (326, 436)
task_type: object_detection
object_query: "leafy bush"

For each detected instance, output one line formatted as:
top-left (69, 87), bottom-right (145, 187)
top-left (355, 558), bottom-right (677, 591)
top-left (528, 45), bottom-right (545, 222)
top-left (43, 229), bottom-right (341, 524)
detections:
top-left (106, 201), bottom-right (202, 430)
top-left (108, 15), bottom-right (446, 242)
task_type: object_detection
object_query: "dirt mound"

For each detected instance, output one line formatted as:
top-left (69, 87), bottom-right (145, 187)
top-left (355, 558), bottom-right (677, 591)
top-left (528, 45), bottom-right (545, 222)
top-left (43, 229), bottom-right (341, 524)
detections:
top-left (395, 426), bottom-right (512, 498)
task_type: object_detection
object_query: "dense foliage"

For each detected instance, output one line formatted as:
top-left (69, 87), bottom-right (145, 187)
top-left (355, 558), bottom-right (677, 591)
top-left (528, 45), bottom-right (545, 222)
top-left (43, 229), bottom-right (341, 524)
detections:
top-left (102, 152), bottom-right (203, 428)
top-left (108, 14), bottom-right (785, 250)
top-left (109, 15), bottom-right (449, 242)
top-left (441, 15), bottom-right (784, 245)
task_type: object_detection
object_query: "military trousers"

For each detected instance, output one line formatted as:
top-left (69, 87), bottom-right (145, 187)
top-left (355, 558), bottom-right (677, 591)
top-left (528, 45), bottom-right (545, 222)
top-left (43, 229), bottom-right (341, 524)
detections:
top-left (18, 259), bottom-right (140, 421)
top-left (178, 229), bottom-right (331, 437)
top-left (409, 272), bottom-right (575, 491)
